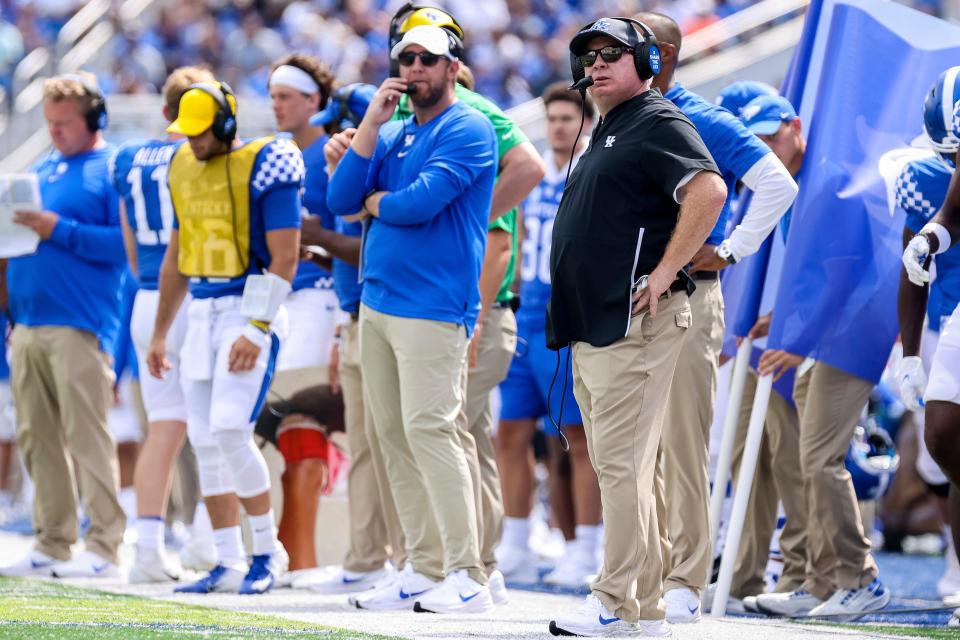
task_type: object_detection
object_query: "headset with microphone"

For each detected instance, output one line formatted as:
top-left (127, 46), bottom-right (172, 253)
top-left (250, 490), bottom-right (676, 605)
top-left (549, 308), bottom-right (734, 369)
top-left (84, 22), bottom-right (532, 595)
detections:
top-left (59, 73), bottom-right (108, 132)
top-left (185, 81), bottom-right (238, 143)
top-left (568, 17), bottom-right (661, 88)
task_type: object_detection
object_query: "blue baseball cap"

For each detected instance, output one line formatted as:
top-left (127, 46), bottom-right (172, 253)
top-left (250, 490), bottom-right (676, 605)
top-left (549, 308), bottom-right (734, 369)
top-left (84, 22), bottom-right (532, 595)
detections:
top-left (309, 83), bottom-right (376, 129)
top-left (741, 95), bottom-right (797, 135)
top-left (715, 81), bottom-right (778, 117)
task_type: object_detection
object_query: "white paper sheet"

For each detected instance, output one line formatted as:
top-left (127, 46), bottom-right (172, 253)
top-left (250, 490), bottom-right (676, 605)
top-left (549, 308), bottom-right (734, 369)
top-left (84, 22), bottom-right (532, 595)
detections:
top-left (0, 174), bottom-right (41, 258)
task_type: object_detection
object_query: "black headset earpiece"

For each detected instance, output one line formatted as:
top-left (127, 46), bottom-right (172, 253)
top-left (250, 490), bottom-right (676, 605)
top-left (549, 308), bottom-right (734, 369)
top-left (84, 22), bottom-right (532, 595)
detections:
top-left (569, 17), bottom-right (661, 84)
top-left (187, 81), bottom-right (237, 143)
top-left (617, 17), bottom-right (661, 81)
top-left (60, 73), bottom-right (108, 132)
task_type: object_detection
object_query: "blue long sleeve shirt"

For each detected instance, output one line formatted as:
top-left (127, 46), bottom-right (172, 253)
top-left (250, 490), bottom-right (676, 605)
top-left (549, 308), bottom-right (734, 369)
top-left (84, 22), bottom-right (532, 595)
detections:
top-left (328, 101), bottom-right (497, 334)
top-left (9, 146), bottom-right (126, 354)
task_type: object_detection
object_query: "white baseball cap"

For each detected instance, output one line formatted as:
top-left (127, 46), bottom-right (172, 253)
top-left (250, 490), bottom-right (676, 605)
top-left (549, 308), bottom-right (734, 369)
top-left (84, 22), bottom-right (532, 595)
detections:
top-left (390, 25), bottom-right (456, 60)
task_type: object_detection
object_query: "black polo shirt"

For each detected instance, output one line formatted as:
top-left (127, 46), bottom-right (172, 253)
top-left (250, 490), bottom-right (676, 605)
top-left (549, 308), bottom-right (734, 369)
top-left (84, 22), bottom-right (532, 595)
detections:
top-left (546, 89), bottom-right (719, 349)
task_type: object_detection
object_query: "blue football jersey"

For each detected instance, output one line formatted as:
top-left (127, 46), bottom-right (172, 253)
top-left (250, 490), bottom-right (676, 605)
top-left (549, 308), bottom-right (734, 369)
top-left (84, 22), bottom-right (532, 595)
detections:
top-left (518, 149), bottom-right (580, 332)
top-left (293, 135), bottom-right (335, 292)
top-left (896, 155), bottom-right (960, 331)
top-left (109, 139), bottom-right (181, 290)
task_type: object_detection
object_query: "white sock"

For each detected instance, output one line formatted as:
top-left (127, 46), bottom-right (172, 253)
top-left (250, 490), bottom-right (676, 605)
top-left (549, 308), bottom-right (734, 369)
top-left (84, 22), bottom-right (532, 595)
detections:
top-left (247, 510), bottom-right (278, 556)
top-left (191, 502), bottom-right (213, 540)
top-left (119, 487), bottom-right (137, 523)
top-left (946, 527), bottom-right (959, 575)
top-left (212, 526), bottom-right (246, 570)
top-left (574, 524), bottom-right (601, 558)
top-left (136, 517), bottom-right (165, 554)
top-left (503, 517), bottom-right (531, 550)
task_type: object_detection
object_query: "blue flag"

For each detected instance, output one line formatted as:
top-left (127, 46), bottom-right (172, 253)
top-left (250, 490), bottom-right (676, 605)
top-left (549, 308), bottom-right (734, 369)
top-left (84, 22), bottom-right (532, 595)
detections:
top-left (766, 0), bottom-right (960, 384)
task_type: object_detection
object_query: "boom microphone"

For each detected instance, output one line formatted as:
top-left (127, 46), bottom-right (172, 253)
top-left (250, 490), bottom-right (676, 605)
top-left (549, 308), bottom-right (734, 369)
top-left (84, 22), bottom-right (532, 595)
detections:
top-left (568, 76), bottom-right (594, 93)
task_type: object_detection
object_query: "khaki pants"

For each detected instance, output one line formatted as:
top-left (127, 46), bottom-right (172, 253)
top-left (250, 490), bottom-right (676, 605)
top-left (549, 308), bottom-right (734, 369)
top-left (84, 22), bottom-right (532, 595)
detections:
top-left (793, 361), bottom-right (878, 600)
top-left (572, 293), bottom-right (691, 622)
top-left (465, 307), bottom-right (517, 572)
top-left (340, 317), bottom-right (405, 573)
top-left (658, 278), bottom-right (723, 595)
top-left (11, 326), bottom-right (124, 561)
top-left (729, 370), bottom-right (807, 598)
top-left (359, 304), bottom-right (483, 582)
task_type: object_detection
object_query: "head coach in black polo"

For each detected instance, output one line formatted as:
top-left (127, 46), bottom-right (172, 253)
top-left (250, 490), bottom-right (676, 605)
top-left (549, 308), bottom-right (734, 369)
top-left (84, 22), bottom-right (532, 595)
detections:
top-left (545, 16), bottom-right (726, 638)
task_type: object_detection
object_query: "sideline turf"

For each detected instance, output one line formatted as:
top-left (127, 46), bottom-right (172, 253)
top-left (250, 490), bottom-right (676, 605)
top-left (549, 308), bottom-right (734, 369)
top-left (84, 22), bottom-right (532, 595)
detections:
top-left (0, 577), bottom-right (398, 639)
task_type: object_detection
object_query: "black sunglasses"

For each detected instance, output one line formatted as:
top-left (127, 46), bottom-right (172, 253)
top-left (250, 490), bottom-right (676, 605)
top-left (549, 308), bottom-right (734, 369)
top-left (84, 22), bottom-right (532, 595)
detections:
top-left (398, 51), bottom-right (445, 67)
top-left (578, 45), bottom-right (633, 68)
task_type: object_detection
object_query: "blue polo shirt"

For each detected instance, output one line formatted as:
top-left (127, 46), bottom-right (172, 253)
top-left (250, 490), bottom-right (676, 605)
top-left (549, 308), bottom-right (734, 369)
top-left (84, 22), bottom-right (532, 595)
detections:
top-left (666, 84), bottom-right (771, 246)
top-left (327, 101), bottom-right (497, 334)
top-left (294, 135), bottom-right (336, 292)
top-left (332, 216), bottom-right (363, 314)
top-left (8, 146), bottom-right (125, 354)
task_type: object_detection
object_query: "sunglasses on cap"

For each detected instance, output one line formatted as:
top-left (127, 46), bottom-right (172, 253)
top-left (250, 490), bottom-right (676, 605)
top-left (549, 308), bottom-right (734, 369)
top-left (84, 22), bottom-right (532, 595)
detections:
top-left (578, 45), bottom-right (633, 68)
top-left (398, 51), bottom-right (446, 67)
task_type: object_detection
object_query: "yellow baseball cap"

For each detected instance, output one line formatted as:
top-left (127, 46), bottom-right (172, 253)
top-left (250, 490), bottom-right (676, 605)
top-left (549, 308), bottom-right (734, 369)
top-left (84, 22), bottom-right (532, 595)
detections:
top-left (166, 87), bottom-right (221, 136)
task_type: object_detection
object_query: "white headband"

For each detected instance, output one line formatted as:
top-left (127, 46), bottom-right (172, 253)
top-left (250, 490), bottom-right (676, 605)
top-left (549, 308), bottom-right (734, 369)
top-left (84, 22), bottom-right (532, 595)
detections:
top-left (269, 65), bottom-right (320, 95)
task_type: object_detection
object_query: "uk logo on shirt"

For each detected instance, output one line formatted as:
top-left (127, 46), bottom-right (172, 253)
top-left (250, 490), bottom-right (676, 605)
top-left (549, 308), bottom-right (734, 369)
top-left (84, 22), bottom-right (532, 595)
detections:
top-left (604, 136), bottom-right (616, 148)
top-left (404, 134), bottom-right (415, 147)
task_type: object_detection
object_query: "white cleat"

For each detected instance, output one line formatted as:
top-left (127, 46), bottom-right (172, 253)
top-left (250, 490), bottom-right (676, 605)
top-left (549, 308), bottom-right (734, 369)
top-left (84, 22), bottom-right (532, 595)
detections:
top-left (949, 608), bottom-right (959, 628)
top-left (807, 578), bottom-right (891, 622)
top-left (179, 535), bottom-right (218, 573)
top-left (305, 566), bottom-right (391, 594)
top-left (549, 594), bottom-right (671, 637)
top-left (413, 569), bottom-right (494, 614)
top-left (353, 564), bottom-right (438, 611)
top-left (755, 589), bottom-right (822, 616)
top-left (488, 569), bottom-right (509, 606)
top-left (128, 550), bottom-right (180, 583)
top-left (663, 587), bottom-right (701, 623)
top-left (742, 595), bottom-right (759, 613)
top-left (0, 550), bottom-right (58, 578)
top-left (495, 544), bottom-right (540, 584)
top-left (51, 550), bottom-right (119, 579)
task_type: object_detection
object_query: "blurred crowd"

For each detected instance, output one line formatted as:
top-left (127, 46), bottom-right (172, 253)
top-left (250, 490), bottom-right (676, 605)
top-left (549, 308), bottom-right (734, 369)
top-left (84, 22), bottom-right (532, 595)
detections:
top-left (0, 0), bottom-right (950, 110)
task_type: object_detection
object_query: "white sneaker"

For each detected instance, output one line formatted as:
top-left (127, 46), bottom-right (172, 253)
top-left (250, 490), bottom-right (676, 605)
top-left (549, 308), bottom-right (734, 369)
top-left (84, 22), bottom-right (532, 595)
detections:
top-left (129, 549), bottom-right (180, 583)
top-left (701, 583), bottom-right (744, 614)
top-left (354, 564), bottom-right (439, 611)
top-left (755, 589), bottom-right (822, 616)
top-left (51, 550), bottom-right (119, 579)
top-left (807, 578), bottom-right (890, 622)
top-left (488, 569), bottom-right (509, 606)
top-left (664, 587), bottom-right (701, 623)
top-left (938, 551), bottom-right (960, 603)
top-left (0, 550), bottom-right (58, 577)
top-left (306, 565), bottom-right (390, 594)
top-left (949, 608), bottom-right (959, 628)
top-left (496, 544), bottom-right (540, 583)
top-left (347, 566), bottom-right (399, 606)
top-left (543, 548), bottom-right (597, 588)
top-left (179, 535), bottom-right (217, 573)
top-left (549, 594), bottom-right (671, 637)
top-left (413, 569), bottom-right (494, 614)
top-left (742, 595), bottom-right (759, 613)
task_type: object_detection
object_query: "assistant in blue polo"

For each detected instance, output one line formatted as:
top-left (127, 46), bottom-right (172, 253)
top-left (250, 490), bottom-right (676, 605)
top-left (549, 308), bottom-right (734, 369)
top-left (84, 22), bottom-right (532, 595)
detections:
top-left (326, 24), bottom-right (498, 614)
top-left (2, 73), bottom-right (127, 581)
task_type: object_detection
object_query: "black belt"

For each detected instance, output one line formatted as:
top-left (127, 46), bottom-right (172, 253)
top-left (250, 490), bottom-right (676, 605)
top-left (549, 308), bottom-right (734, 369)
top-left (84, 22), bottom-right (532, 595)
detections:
top-left (494, 297), bottom-right (521, 313)
top-left (693, 270), bottom-right (718, 281)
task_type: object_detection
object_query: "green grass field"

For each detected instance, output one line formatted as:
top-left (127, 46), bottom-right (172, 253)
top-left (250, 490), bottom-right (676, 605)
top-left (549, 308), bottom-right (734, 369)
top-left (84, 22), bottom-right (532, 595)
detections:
top-left (0, 578), bottom-right (399, 639)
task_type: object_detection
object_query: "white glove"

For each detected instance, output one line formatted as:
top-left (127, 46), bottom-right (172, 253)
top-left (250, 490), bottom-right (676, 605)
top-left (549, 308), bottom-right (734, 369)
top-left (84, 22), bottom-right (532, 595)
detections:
top-left (896, 355), bottom-right (926, 412)
top-left (902, 234), bottom-right (931, 286)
